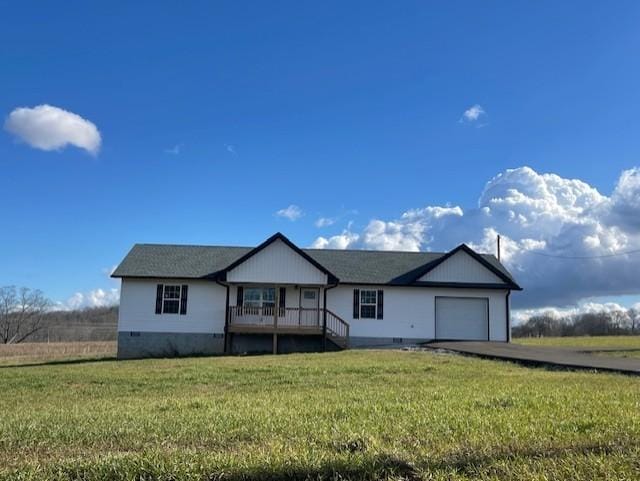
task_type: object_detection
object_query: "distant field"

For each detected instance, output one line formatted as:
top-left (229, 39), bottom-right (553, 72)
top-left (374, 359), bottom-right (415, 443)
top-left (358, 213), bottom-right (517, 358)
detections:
top-left (0, 341), bottom-right (116, 365)
top-left (514, 336), bottom-right (640, 360)
top-left (1, 349), bottom-right (639, 481)
top-left (514, 335), bottom-right (640, 349)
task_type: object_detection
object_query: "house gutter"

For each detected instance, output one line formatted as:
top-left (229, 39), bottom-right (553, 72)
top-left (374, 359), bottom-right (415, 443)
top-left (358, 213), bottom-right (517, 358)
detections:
top-left (215, 279), bottom-right (230, 353)
top-left (505, 290), bottom-right (511, 343)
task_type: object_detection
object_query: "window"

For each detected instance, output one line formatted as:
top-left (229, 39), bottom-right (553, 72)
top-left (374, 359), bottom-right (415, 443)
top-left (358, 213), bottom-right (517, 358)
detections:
top-left (162, 285), bottom-right (181, 314)
top-left (353, 288), bottom-right (383, 320)
top-left (155, 284), bottom-right (188, 315)
top-left (360, 290), bottom-right (377, 319)
top-left (243, 287), bottom-right (275, 309)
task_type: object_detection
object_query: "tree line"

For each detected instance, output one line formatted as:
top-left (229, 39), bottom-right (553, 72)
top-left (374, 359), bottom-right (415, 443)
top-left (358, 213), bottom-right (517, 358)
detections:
top-left (513, 307), bottom-right (640, 338)
top-left (0, 286), bottom-right (117, 343)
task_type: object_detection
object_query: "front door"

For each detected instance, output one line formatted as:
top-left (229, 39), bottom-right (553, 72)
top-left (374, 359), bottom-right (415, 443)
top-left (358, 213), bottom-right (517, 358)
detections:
top-left (299, 288), bottom-right (320, 326)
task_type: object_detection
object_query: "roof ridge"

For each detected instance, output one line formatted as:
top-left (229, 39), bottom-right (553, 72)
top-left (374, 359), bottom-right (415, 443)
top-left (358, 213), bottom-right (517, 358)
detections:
top-left (135, 243), bottom-right (252, 249)
top-left (304, 247), bottom-right (445, 255)
top-left (133, 243), bottom-right (496, 258)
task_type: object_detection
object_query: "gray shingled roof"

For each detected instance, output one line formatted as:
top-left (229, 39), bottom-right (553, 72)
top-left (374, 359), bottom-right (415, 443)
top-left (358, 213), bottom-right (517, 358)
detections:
top-left (112, 243), bottom-right (517, 285)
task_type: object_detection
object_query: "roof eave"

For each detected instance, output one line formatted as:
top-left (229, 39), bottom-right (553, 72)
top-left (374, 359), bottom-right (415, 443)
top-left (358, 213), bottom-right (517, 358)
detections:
top-left (412, 280), bottom-right (522, 290)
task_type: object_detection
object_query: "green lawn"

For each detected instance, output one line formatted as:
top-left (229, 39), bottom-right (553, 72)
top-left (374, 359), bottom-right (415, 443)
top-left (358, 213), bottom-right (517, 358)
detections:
top-left (514, 336), bottom-right (640, 359)
top-left (1, 350), bottom-right (639, 481)
top-left (515, 335), bottom-right (640, 349)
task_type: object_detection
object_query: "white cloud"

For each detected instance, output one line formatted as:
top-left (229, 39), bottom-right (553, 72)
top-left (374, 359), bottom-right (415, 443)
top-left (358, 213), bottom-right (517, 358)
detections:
top-left (460, 104), bottom-right (485, 123)
top-left (164, 144), bottom-right (182, 155)
top-left (4, 104), bottom-right (101, 155)
top-left (226, 144), bottom-right (236, 155)
top-left (310, 230), bottom-right (359, 249)
top-left (53, 265), bottom-right (121, 310)
top-left (361, 220), bottom-right (424, 251)
top-left (315, 217), bottom-right (336, 228)
top-left (57, 288), bottom-right (120, 311)
top-left (276, 204), bottom-right (303, 221)
top-left (512, 301), bottom-right (630, 324)
top-left (311, 166), bottom-right (640, 309)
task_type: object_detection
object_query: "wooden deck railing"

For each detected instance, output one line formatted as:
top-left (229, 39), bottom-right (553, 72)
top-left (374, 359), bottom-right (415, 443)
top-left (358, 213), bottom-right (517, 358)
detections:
top-left (325, 309), bottom-right (349, 341)
top-left (228, 306), bottom-right (323, 328)
top-left (228, 306), bottom-right (350, 348)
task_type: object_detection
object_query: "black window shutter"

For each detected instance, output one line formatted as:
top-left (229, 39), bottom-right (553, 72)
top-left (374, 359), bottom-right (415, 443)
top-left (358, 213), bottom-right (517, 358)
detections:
top-left (180, 285), bottom-right (189, 315)
top-left (377, 290), bottom-right (384, 320)
top-left (279, 287), bottom-right (286, 316)
top-left (155, 284), bottom-right (163, 314)
top-left (353, 289), bottom-right (360, 319)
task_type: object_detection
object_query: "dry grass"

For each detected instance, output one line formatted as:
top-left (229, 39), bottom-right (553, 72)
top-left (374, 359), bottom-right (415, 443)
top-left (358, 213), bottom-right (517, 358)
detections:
top-left (0, 341), bottom-right (116, 364)
top-left (1, 350), bottom-right (639, 480)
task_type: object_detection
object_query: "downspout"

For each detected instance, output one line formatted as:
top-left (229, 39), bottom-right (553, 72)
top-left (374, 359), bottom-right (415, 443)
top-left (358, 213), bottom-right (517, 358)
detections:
top-left (216, 279), bottom-right (230, 353)
top-left (322, 282), bottom-right (339, 352)
top-left (505, 290), bottom-right (511, 343)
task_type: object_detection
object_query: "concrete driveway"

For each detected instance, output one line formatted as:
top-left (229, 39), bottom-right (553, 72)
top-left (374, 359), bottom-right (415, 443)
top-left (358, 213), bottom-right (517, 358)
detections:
top-left (426, 341), bottom-right (640, 375)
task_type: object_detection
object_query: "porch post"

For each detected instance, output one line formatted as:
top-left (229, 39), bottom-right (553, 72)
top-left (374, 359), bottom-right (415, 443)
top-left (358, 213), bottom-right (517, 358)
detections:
top-left (273, 285), bottom-right (279, 354)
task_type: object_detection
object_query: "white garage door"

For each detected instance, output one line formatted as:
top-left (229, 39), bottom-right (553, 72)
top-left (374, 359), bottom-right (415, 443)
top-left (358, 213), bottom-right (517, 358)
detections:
top-left (435, 297), bottom-right (489, 341)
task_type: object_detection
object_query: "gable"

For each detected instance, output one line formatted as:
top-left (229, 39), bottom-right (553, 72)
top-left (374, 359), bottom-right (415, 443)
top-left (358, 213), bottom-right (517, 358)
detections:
top-left (418, 250), bottom-right (505, 284)
top-left (226, 239), bottom-right (329, 284)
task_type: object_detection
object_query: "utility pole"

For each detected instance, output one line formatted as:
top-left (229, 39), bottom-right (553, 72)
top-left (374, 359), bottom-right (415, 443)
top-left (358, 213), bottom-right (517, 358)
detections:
top-left (497, 234), bottom-right (501, 261)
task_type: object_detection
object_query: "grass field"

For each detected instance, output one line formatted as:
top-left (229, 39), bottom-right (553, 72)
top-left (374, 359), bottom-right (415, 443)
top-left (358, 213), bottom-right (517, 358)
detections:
top-left (514, 335), bottom-right (640, 349)
top-left (0, 341), bottom-right (116, 366)
top-left (515, 335), bottom-right (640, 359)
top-left (1, 349), bottom-right (639, 480)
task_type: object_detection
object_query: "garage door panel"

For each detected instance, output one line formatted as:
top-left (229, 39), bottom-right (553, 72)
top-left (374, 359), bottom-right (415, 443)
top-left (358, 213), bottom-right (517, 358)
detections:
top-left (435, 297), bottom-right (488, 340)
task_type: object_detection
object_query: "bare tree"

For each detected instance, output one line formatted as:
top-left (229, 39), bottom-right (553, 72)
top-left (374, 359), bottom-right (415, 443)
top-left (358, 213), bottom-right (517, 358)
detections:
top-left (630, 307), bottom-right (640, 335)
top-left (0, 286), bottom-right (52, 344)
top-left (609, 309), bottom-right (632, 334)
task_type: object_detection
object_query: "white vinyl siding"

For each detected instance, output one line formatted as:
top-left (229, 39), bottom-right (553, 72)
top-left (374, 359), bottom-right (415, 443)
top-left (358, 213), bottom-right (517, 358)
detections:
top-left (117, 281), bottom-right (510, 341)
top-left (327, 285), bottom-right (508, 341)
top-left (419, 251), bottom-right (505, 284)
top-left (118, 279), bottom-right (226, 334)
top-left (435, 297), bottom-right (489, 340)
top-left (227, 239), bottom-right (328, 285)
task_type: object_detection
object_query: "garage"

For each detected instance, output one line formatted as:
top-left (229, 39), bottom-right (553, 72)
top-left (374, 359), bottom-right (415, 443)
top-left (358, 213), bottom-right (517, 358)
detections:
top-left (435, 296), bottom-right (489, 341)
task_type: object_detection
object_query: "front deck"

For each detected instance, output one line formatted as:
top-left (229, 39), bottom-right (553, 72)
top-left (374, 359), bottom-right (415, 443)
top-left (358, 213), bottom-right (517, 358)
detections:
top-left (227, 306), bottom-right (349, 349)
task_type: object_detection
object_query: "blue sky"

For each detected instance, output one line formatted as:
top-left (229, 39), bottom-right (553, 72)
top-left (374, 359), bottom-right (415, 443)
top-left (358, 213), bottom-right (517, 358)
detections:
top-left (2, 1), bottom-right (640, 314)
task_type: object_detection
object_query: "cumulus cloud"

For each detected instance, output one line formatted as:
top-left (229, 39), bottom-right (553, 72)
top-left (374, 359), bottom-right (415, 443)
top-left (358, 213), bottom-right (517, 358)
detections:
top-left (67, 288), bottom-right (119, 310)
top-left (315, 217), bottom-right (336, 228)
top-left (460, 104), bottom-right (485, 123)
top-left (512, 301), bottom-right (634, 324)
top-left (4, 104), bottom-right (101, 155)
top-left (276, 204), bottom-right (303, 221)
top-left (56, 288), bottom-right (119, 311)
top-left (311, 229), bottom-right (359, 249)
top-left (312, 166), bottom-right (640, 309)
top-left (609, 167), bottom-right (640, 230)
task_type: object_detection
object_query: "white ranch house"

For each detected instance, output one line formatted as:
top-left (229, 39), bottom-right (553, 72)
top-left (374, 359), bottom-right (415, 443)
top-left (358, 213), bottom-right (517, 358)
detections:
top-left (112, 232), bottom-right (521, 358)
